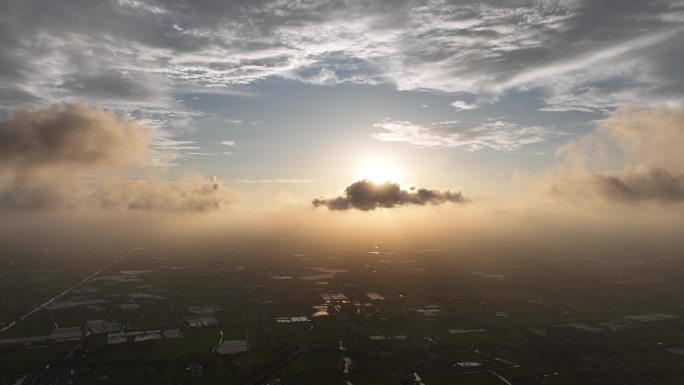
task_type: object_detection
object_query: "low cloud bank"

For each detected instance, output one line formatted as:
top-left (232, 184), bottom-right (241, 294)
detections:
top-left (313, 179), bottom-right (468, 211)
top-left (545, 106), bottom-right (684, 204)
top-left (89, 176), bottom-right (234, 212)
top-left (0, 104), bottom-right (234, 212)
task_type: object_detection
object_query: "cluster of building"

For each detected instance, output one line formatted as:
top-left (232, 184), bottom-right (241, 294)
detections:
top-left (275, 316), bottom-right (310, 323)
top-left (368, 335), bottom-right (408, 341)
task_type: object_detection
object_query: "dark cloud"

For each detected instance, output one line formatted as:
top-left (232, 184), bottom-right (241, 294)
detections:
top-left (313, 180), bottom-right (468, 211)
top-left (0, 104), bottom-right (234, 212)
top-left (0, 104), bottom-right (146, 170)
top-left (592, 168), bottom-right (684, 203)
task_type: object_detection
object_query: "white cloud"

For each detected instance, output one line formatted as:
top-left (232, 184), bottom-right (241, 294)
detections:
top-left (185, 152), bottom-right (221, 156)
top-left (221, 140), bottom-right (236, 146)
top-left (225, 179), bottom-right (314, 184)
top-left (373, 119), bottom-right (564, 152)
top-left (451, 100), bottom-right (480, 111)
top-left (146, 126), bottom-right (200, 167)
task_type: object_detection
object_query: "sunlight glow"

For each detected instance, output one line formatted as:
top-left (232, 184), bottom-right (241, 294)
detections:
top-left (356, 159), bottom-right (405, 184)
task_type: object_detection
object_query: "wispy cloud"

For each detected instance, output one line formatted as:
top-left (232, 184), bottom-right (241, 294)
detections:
top-left (185, 152), bottom-right (229, 157)
top-left (147, 136), bottom-right (199, 167)
top-left (372, 119), bottom-right (564, 152)
top-left (225, 179), bottom-right (314, 185)
top-left (1, 0), bottom-right (682, 116)
top-left (451, 100), bottom-right (481, 111)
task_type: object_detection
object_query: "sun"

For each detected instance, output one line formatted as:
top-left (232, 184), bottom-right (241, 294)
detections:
top-left (356, 159), bottom-right (405, 184)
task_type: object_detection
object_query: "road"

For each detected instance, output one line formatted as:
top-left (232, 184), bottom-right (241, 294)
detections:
top-left (0, 246), bottom-right (141, 334)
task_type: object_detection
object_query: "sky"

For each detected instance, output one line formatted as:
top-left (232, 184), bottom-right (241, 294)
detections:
top-left (1, 0), bottom-right (684, 248)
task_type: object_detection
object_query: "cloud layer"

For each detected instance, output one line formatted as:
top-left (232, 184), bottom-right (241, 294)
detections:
top-left (1, 0), bottom-right (683, 114)
top-left (0, 104), bottom-right (234, 212)
top-left (545, 105), bottom-right (684, 204)
top-left (86, 176), bottom-right (235, 213)
top-left (313, 179), bottom-right (468, 211)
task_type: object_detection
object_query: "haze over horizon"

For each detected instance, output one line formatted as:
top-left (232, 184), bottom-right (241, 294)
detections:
top-left (1, 0), bottom-right (684, 252)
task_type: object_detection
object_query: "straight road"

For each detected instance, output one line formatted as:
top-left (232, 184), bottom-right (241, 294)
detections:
top-left (0, 246), bottom-right (141, 334)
